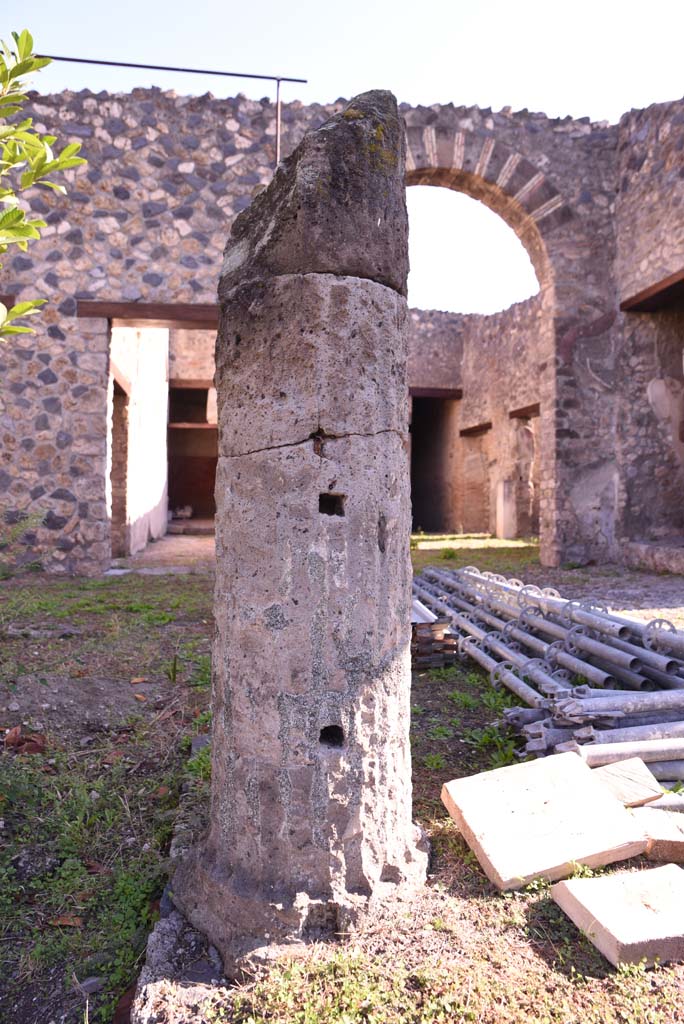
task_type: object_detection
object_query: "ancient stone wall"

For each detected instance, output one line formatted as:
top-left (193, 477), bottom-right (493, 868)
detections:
top-left (169, 330), bottom-right (216, 382)
top-left (616, 99), bottom-right (684, 304)
top-left (440, 296), bottom-right (544, 535)
top-left (609, 102), bottom-right (684, 559)
top-left (1, 86), bottom-right (683, 572)
top-left (407, 308), bottom-right (463, 389)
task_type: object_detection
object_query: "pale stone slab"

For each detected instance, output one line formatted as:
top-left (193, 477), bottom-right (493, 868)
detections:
top-left (592, 758), bottom-right (663, 808)
top-left (632, 808), bottom-right (684, 862)
top-left (552, 865), bottom-right (684, 966)
top-left (441, 752), bottom-right (648, 890)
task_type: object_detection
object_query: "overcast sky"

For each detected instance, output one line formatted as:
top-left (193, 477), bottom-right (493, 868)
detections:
top-left (6, 0), bottom-right (684, 312)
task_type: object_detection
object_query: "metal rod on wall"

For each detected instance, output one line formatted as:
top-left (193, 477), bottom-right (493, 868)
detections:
top-left (37, 55), bottom-right (307, 169)
top-left (275, 79), bottom-right (282, 166)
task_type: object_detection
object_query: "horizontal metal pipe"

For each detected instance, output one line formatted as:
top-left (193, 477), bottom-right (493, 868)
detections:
top-left (427, 572), bottom-right (631, 683)
top-left (423, 579), bottom-right (616, 689)
top-left (597, 710), bottom-right (684, 727)
top-left (411, 581), bottom-right (544, 708)
top-left (585, 720), bottom-right (684, 744)
top-left (516, 611), bottom-right (642, 674)
top-left (647, 761), bottom-right (684, 781)
top-left (415, 581), bottom-right (566, 694)
top-left (610, 635), bottom-right (680, 676)
top-left (562, 737), bottom-right (684, 766)
top-left (639, 665), bottom-right (684, 690)
top-left (455, 569), bottom-right (642, 641)
top-left (554, 691), bottom-right (684, 718)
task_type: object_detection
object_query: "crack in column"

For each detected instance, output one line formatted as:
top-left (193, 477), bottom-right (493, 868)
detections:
top-left (223, 427), bottom-right (404, 460)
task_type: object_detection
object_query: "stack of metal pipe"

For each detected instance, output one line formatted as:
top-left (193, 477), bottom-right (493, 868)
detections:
top-left (412, 566), bottom-right (684, 788)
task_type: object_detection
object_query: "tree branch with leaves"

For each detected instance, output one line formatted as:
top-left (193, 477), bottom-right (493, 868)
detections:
top-left (0, 29), bottom-right (86, 338)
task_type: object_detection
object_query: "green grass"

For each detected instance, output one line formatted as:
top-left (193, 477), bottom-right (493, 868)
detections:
top-left (0, 743), bottom-right (182, 1022)
top-left (410, 532), bottom-right (540, 576)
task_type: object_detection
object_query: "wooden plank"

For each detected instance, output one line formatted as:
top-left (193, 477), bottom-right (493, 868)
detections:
top-left (552, 865), bottom-right (684, 966)
top-left (78, 300), bottom-right (219, 328)
top-left (409, 387), bottom-right (462, 400)
top-left (168, 422), bottom-right (217, 430)
top-left (592, 758), bottom-right (663, 808)
top-left (509, 402), bottom-right (541, 419)
top-left (169, 378), bottom-right (214, 389)
top-left (620, 268), bottom-right (684, 312)
top-left (441, 752), bottom-right (648, 890)
top-left (459, 421), bottom-right (492, 437)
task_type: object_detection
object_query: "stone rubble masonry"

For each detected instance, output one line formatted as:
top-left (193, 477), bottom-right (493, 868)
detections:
top-left (219, 90), bottom-right (409, 297)
top-left (168, 329), bottom-right (215, 382)
top-left (616, 98), bottom-right (684, 304)
top-left (171, 90), bottom-right (428, 972)
top-left (0, 85), bottom-right (683, 572)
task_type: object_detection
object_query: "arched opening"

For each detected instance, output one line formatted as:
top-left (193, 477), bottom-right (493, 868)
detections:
top-left (406, 186), bottom-right (540, 314)
top-left (405, 168), bottom-right (554, 544)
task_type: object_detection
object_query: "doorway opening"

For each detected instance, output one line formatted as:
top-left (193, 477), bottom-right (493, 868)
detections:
top-left (410, 393), bottom-right (459, 532)
top-left (167, 383), bottom-right (218, 534)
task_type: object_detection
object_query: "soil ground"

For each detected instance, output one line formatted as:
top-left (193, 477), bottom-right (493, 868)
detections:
top-left (1, 536), bottom-right (684, 1023)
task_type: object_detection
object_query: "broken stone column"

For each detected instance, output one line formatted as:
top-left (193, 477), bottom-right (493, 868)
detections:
top-left (173, 90), bottom-right (427, 971)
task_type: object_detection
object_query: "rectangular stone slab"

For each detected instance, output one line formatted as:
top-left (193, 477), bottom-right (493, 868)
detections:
top-left (632, 807), bottom-right (684, 861)
top-left (552, 865), bottom-right (684, 966)
top-left (441, 752), bottom-right (648, 890)
top-left (592, 757), bottom-right (663, 808)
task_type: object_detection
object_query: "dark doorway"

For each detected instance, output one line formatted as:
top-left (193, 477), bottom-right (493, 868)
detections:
top-left (110, 381), bottom-right (129, 557)
top-left (410, 396), bottom-right (457, 531)
top-left (168, 385), bottom-right (218, 523)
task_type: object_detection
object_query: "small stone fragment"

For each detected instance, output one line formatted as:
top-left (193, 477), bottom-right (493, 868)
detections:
top-left (632, 807), bottom-right (684, 861)
top-left (552, 865), bottom-right (684, 967)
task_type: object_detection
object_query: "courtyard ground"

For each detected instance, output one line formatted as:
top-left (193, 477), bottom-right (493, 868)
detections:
top-left (1, 536), bottom-right (683, 1023)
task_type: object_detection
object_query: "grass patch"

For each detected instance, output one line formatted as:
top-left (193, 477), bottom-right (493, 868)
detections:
top-left (410, 533), bottom-right (540, 576)
top-left (0, 737), bottom-right (183, 1022)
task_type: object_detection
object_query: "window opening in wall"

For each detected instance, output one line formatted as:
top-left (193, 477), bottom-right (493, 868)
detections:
top-left (167, 383), bottom-right (218, 534)
top-left (406, 185), bottom-right (539, 314)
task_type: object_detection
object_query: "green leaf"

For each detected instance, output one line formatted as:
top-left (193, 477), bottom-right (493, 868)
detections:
top-left (8, 299), bottom-right (46, 316)
top-left (0, 324), bottom-right (33, 334)
top-left (16, 30), bottom-right (34, 61)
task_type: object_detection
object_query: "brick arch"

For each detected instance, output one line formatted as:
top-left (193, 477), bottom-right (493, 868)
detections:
top-left (404, 124), bottom-right (570, 295)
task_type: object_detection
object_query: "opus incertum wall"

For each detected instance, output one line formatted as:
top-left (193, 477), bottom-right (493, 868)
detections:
top-left (1, 88), bottom-right (683, 574)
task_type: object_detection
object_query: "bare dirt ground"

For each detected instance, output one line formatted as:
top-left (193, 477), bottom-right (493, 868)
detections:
top-left (1, 536), bottom-right (684, 1023)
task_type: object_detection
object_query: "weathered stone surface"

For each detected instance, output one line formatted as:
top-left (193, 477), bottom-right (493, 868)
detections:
top-left (441, 752), bottom-right (648, 890)
top-left (174, 430), bottom-right (426, 965)
top-left (632, 807), bottom-right (684, 861)
top-left (172, 90), bottom-right (427, 972)
top-left (220, 91), bottom-right (408, 297)
top-left (552, 865), bottom-right (684, 967)
top-left (216, 275), bottom-right (408, 457)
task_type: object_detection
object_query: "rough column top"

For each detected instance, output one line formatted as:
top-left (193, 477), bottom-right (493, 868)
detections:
top-left (219, 89), bottom-right (408, 298)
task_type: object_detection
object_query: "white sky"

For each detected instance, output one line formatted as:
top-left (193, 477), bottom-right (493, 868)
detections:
top-left (5, 0), bottom-right (684, 313)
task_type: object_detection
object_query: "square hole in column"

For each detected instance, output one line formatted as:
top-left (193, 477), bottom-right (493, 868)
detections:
top-left (319, 493), bottom-right (345, 516)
